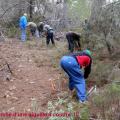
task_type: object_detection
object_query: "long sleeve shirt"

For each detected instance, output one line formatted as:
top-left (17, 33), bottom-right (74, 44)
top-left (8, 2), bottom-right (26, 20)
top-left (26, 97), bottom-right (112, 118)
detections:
top-left (19, 16), bottom-right (27, 29)
top-left (70, 52), bottom-right (92, 79)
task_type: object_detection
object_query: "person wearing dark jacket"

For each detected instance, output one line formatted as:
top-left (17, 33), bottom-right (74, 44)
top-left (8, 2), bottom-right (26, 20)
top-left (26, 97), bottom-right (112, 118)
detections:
top-left (60, 49), bottom-right (92, 103)
top-left (66, 31), bottom-right (81, 52)
top-left (37, 22), bottom-right (44, 37)
top-left (43, 24), bottom-right (55, 46)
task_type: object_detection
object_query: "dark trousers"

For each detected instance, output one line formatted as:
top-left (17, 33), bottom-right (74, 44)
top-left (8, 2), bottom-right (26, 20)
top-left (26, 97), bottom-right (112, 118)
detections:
top-left (66, 35), bottom-right (81, 52)
top-left (46, 32), bottom-right (55, 45)
top-left (30, 28), bottom-right (36, 36)
top-left (66, 34), bottom-right (74, 52)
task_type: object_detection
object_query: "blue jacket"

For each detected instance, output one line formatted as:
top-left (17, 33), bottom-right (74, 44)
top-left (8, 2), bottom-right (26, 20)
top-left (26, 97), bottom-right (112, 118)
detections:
top-left (19, 16), bottom-right (27, 29)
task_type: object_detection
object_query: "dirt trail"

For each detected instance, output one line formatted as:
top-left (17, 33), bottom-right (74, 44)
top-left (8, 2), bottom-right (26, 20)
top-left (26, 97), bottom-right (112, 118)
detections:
top-left (0, 39), bottom-right (62, 113)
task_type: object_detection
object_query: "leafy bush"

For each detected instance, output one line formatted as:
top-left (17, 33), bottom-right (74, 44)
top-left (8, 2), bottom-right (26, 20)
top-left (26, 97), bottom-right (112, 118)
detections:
top-left (91, 83), bottom-right (120, 120)
top-left (80, 106), bottom-right (90, 120)
top-left (46, 96), bottom-right (90, 120)
top-left (6, 26), bottom-right (19, 38)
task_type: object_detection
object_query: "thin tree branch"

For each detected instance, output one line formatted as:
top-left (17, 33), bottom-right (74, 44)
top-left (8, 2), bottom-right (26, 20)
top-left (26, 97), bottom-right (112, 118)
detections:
top-left (0, 3), bottom-right (19, 19)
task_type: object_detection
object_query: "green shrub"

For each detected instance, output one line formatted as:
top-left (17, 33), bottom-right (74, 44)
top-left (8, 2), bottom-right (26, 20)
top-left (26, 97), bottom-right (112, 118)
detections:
top-left (7, 26), bottom-right (19, 38)
top-left (46, 96), bottom-right (91, 120)
top-left (80, 106), bottom-right (90, 120)
top-left (91, 83), bottom-right (120, 119)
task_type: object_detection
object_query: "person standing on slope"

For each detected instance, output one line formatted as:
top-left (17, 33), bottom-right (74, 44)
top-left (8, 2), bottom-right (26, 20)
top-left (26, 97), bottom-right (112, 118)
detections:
top-left (19, 13), bottom-right (28, 41)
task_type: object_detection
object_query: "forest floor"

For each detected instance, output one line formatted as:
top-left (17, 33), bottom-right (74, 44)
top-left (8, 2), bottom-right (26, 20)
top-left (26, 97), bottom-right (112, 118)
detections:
top-left (0, 38), bottom-right (67, 119)
top-left (0, 38), bottom-right (119, 120)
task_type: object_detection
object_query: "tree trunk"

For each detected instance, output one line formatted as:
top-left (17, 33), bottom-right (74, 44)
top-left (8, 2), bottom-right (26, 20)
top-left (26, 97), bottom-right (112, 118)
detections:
top-left (62, 0), bottom-right (68, 28)
top-left (29, 0), bottom-right (33, 20)
top-left (104, 35), bottom-right (112, 55)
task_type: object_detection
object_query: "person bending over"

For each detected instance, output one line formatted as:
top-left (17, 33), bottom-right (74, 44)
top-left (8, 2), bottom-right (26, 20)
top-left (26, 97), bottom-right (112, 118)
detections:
top-left (37, 22), bottom-right (44, 37)
top-left (43, 24), bottom-right (55, 46)
top-left (27, 22), bottom-right (38, 37)
top-left (66, 31), bottom-right (81, 52)
top-left (60, 49), bottom-right (92, 103)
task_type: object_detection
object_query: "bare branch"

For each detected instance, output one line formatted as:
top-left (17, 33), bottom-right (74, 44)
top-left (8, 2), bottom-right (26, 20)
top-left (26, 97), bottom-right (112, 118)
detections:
top-left (0, 3), bottom-right (19, 19)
